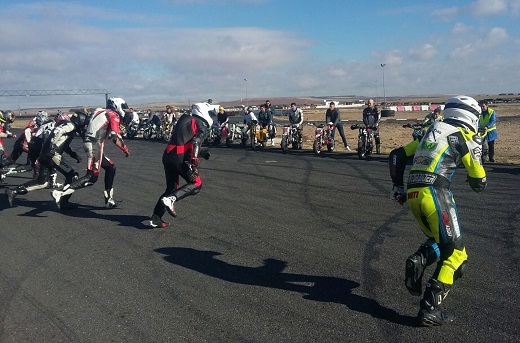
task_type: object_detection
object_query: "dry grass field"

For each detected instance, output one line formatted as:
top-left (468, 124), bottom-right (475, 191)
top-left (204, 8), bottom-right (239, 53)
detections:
top-left (296, 101), bottom-right (519, 165)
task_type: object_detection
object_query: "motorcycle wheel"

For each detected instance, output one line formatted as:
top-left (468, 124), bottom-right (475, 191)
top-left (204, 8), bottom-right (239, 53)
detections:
top-left (127, 129), bottom-right (137, 139)
top-left (281, 136), bottom-right (289, 154)
top-left (357, 138), bottom-right (366, 159)
top-left (250, 135), bottom-right (257, 150)
top-left (313, 140), bottom-right (321, 155)
top-left (143, 127), bottom-right (152, 140)
top-left (163, 129), bottom-right (170, 142)
top-left (156, 128), bottom-right (163, 141)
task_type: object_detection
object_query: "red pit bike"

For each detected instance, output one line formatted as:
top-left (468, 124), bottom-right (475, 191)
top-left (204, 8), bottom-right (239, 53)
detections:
top-left (308, 122), bottom-right (335, 155)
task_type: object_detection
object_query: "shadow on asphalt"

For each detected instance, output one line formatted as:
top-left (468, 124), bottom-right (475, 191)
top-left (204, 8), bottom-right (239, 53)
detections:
top-left (155, 246), bottom-right (417, 327)
top-left (0, 198), bottom-right (149, 229)
top-left (485, 163), bottom-right (520, 175)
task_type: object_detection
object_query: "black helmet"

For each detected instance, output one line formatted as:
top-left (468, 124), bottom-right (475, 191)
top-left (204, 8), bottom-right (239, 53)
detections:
top-left (70, 111), bottom-right (88, 132)
top-left (0, 110), bottom-right (15, 124)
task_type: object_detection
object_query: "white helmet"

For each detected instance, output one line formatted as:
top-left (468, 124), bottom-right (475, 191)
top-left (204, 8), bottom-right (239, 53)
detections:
top-left (191, 102), bottom-right (214, 127)
top-left (443, 95), bottom-right (481, 132)
top-left (34, 110), bottom-right (49, 126)
top-left (106, 97), bottom-right (129, 118)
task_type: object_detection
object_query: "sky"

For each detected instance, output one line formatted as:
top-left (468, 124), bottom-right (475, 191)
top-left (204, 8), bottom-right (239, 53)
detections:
top-left (1, 0), bottom-right (520, 109)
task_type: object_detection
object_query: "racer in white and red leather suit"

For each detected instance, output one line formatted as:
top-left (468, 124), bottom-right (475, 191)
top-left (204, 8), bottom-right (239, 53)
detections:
top-left (52, 103), bottom-right (130, 209)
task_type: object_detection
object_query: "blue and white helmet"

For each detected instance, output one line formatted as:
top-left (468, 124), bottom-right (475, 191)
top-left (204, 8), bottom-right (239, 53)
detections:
top-left (443, 95), bottom-right (481, 133)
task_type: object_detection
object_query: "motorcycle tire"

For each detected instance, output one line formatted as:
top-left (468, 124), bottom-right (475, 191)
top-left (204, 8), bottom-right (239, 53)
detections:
top-left (358, 138), bottom-right (366, 159)
top-left (327, 142), bottom-right (334, 152)
top-left (163, 129), bottom-right (170, 142)
top-left (313, 140), bottom-right (321, 155)
top-left (281, 136), bottom-right (289, 154)
top-left (127, 129), bottom-right (137, 139)
top-left (143, 127), bottom-right (152, 140)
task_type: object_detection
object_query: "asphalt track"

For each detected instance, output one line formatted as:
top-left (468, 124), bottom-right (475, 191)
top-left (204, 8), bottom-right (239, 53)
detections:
top-left (1, 132), bottom-right (519, 343)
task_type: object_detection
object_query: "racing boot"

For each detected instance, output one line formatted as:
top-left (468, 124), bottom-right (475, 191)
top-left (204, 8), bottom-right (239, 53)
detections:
top-left (161, 195), bottom-right (177, 217)
top-left (148, 214), bottom-right (169, 228)
top-left (405, 241), bottom-right (440, 296)
top-left (418, 279), bottom-right (455, 326)
top-left (59, 194), bottom-right (78, 210)
top-left (376, 143), bottom-right (381, 154)
top-left (5, 186), bottom-right (28, 208)
top-left (104, 188), bottom-right (117, 209)
top-left (405, 253), bottom-right (427, 296)
top-left (52, 185), bottom-right (75, 210)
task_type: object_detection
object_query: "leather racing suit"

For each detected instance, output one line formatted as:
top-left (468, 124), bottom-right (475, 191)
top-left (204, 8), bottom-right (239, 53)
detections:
top-left (6, 120), bottom-right (83, 207)
top-left (60, 108), bottom-right (129, 208)
top-left (152, 113), bottom-right (209, 219)
top-left (389, 119), bottom-right (486, 323)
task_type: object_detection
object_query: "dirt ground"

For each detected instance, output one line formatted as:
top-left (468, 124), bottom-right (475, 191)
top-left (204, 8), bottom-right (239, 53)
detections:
top-left (296, 103), bottom-right (518, 165)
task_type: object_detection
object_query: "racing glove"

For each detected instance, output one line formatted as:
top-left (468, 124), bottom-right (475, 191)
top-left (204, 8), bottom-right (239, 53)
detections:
top-left (190, 157), bottom-right (200, 168)
top-left (199, 149), bottom-right (210, 160)
top-left (391, 185), bottom-right (407, 205)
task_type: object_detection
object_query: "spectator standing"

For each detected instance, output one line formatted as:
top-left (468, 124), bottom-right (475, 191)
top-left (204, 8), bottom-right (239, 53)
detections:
top-left (478, 100), bottom-right (498, 163)
top-left (325, 102), bottom-right (350, 150)
top-left (288, 103), bottom-right (304, 148)
top-left (362, 99), bottom-right (381, 154)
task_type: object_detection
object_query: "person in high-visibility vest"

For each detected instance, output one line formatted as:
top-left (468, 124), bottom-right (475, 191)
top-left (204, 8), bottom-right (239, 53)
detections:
top-left (478, 100), bottom-right (498, 162)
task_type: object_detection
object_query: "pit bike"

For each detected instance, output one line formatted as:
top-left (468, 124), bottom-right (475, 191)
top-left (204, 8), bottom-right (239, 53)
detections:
top-left (249, 120), bottom-right (269, 150)
top-left (206, 122), bottom-right (222, 145)
top-left (125, 121), bottom-right (140, 139)
top-left (225, 123), bottom-right (243, 147)
top-left (280, 124), bottom-right (302, 154)
top-left (402, 122), bottom-right (427, 142)
top-left (143, 119), bottom-right (166, 141)
top-left (351, 124), bottom-right (375, 159)
top-left (308, 122), bottom-right (334, 155)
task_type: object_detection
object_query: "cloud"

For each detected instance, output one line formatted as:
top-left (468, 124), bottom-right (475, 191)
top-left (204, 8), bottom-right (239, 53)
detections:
top-left (408, 44), bottom-right (438, 61)
top-left (484, 27), bottom-right (509, 44)
top-left (1, 1), bottom-right (520, 109)
top-left (470, 0), bottom-right (508, 16)
top-left (452, 22), bottom-right (471, 34)
top-left (432, 7), bottom-right (460, 21)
